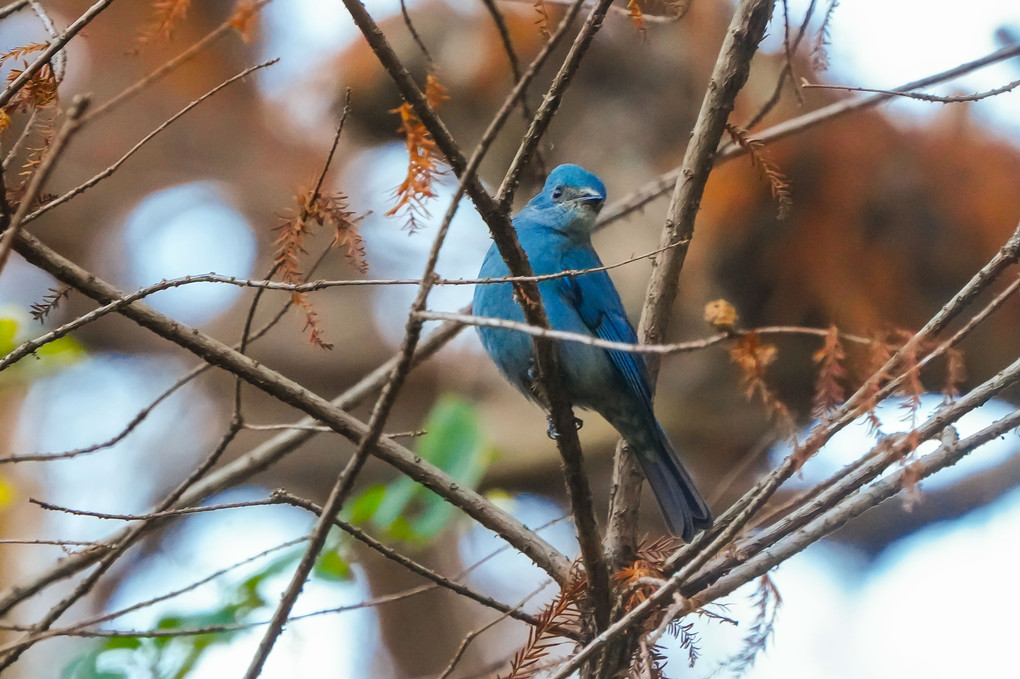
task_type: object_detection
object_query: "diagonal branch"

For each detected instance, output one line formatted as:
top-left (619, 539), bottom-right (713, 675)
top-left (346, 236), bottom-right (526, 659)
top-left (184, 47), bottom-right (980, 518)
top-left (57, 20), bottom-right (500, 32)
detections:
top-left (0, 0), bottom-right (116, 108)
top-left (11, 229), bottom-right (572, 584)
top-left (340, 0), bottom-right (615, 631)
top-left (605, 0), bottom-right (777, 568)
top-left (0, 95), bottom-right (88, 274)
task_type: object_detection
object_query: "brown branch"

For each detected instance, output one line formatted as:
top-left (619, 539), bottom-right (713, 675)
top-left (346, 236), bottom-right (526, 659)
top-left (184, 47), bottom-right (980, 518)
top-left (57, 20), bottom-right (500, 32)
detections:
top-left (478, 0), bottom-right (547, 176)
top-left (0, 0), bottom-right (115, 108)
top-left (595, 42), bottom-right (1020, 232)
top-left (11, 231), bottom-right (572, 585)
top-left (801, 78), bottom-right (1020, 103)
top-left (0, 95), bottom-right (87, 275)
top-left (0, 1), bottom-right (31, 21)
top-left (341, 0), bottom-right (615, 632)
top-left (605, 0), bottom-right (776, 568)
top-left (495, 0), bottom-right (615, 206)
top-left (552, 397), bottom-right (1020, 678)
top-left (0, 419), bottom-right (244, 669)
top-left (24, 59), bottom-right (279, 224)
top-left (273, 490), bottom-right (551, 631)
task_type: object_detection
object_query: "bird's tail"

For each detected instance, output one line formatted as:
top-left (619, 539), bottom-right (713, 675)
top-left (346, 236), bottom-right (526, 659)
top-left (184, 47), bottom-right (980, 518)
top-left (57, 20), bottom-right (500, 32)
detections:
top-left (617, 419), bottom-right (713, 541)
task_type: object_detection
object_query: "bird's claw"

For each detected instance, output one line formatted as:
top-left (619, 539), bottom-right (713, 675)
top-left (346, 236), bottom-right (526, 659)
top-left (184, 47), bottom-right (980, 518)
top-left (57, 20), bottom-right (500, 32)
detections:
top-left (546, 416), bottom-right (584, 440)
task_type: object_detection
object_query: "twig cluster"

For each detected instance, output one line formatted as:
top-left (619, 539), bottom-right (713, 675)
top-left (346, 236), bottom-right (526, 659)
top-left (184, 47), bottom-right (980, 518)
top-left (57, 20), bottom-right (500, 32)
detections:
top-left (0, 1), bottom-right (1018, 678)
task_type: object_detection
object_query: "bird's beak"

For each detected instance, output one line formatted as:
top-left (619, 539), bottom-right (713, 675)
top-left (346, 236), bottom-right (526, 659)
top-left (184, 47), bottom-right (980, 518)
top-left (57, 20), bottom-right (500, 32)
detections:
top-left (577, 188), bottom-right (606, 210)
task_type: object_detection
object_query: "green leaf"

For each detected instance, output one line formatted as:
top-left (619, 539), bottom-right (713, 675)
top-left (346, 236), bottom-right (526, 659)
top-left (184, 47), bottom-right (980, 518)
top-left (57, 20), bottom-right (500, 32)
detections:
top-left (345, 483), bottom-right (387, 524)
top-left (0, 318), bottom-right (17, 354)
top-left (314, 549), bottom-right (352, 581)
top-left (101, 636), bottom-right (143, 651)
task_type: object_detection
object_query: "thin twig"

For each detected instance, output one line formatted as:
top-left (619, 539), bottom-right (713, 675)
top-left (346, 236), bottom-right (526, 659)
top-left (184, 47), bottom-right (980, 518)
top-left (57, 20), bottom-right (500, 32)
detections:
top-left (605, 0), bottom-right (776, 570)
top-left (0, 95), bottom-right (88, 276)
top-left (274, 490), bottom-right (550, 631)
top-left (495, 0), bottom-right (616, 206)
top-left (595, 42), bottom-right (1020, 231)
top-left (24, 59), bottom-right (279, 224)
top-left (0, 420), bottom-right (243, 669)
top-left (801, 78), bottom-right (1020, 103)
top-left (0, 0), bottom-right (115, 108)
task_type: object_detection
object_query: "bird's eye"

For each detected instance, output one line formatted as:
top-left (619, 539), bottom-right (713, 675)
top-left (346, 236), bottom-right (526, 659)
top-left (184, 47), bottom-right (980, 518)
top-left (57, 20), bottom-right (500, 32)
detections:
top-left (551, 187), bottom-right (564, 200)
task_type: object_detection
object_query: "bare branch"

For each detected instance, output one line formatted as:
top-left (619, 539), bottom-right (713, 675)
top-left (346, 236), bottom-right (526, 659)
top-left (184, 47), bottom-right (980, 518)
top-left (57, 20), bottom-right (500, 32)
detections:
top-left (24, 59), bottom-right (279, 224)
top-left (0, 95), bottom-right (88, 275)
top-left (0, 0), bottom-right (115, 109)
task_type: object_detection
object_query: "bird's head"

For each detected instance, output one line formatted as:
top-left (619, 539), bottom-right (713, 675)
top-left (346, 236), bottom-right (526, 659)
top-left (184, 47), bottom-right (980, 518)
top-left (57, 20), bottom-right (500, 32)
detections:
top-left (523, 164), bottom-right (607, 238)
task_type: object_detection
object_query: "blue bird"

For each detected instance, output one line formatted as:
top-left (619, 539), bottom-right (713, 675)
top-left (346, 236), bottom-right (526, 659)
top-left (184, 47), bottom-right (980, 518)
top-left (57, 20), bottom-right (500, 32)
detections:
top-left (473, 164), bottom-right (712, 540)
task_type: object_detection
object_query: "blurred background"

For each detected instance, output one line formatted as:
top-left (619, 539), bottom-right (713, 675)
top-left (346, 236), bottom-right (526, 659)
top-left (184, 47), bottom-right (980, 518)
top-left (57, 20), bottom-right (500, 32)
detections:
top-left (1, 0), bottom-right (1019, 676)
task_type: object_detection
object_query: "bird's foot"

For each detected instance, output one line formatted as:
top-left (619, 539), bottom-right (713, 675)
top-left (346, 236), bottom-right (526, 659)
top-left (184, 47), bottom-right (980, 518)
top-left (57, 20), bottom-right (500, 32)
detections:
top-left (546, 416), bottom-right (584, 440)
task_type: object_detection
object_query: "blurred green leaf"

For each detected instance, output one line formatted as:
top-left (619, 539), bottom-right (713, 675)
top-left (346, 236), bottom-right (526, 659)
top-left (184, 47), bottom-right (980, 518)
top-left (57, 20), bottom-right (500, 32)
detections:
top-left (0, 317), bottom-right (16, 354)
top-left (102, 636), bottom-right (143, 651)
top-left (345, 483), bottom-right (387, 524)
top-left (315, 549), bottom-right (352, 581)
top-left (373, 395), bottom-right (491, 542)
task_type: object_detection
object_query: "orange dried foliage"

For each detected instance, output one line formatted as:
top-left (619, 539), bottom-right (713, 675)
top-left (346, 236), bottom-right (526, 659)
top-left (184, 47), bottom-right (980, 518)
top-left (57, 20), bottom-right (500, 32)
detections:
top-left (725, 124), bottom-right (793, 219)
top-left (812, 0), bottom-right (840, 71)
top-left (943, 348), bottom-right (966, 401)
top-left (387, 72), bottom-right (448, 232)
top-left (0, 110), bottom-right (9, 132)
top-left (900, 459), bottom-right (924, 509)
top-left (503, 572), bottom-right (585, 679)
top-left (614, 537), bottom-right (681, 620)
top-left (17, 119), bottom-right (55, 191)
top-left (895, 331), bottom-right (924, 418)
top-left (228, 0), bottom-right (260, 43)
top-left (862, 331), bottom-right (896, 432)
top-left (811, 325), bottom-right (846, 417)
top-left (139, 0), bottom-right (191, 44)
top-left (730, 332), bottom-right (794, 434)
top-left (274, 186), bottom-right (367, 350)
top-left (532, 1), bottom-right (551, 38)
top-left (722, 574), bottom-right (781, 673)
top-left (6, 63), bottom-right (58, 113)
top-left (627, 0), bottom-right (647, 35)
top-left (0, 43), bottom-right (49, 67)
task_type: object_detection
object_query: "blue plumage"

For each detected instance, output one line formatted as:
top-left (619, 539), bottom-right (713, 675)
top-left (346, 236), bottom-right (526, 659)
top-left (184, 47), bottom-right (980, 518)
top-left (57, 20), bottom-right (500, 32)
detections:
top-left (473, 164), bottom-right (712, 540)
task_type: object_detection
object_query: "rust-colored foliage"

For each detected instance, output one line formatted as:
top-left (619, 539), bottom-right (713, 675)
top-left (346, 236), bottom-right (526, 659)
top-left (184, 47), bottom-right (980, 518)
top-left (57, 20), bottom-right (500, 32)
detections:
top-left (0, 42), bottom-right (49, 67)
top-left (228, 0), bottom-right (260, 43)
top-left (812, 324), bottom-right (847, 417)
top-left (503, 573), bottom-right (585, 679)
top-left (862, 330), bottom-right (896, 432)
top-left (18, 123), bottom-right (55, 190)
top-left (943, 347), bottom-right (966, 401)
top-left (615, 537), bottom-right (701, 673)
top-left (730, 332), bottom-right (793, 431)
top-left (725, 123), bottom-right (793, 219)
top-left (894, 330), bottom-right (924, 419)
top-left (627, 0), bottom-right (647, 35)
top-left (274, 186), bottom-right (366, 349)
top-left (301, 189), bottom-right (367, 274)
top-left (5, 51), bottom-right (58, 114)
top-left (721, 574), bottom-right (781, 673)
top-left (532, 0), bottom-right (551, 38)
top-left (387, 72), bottom-right (448, 232)
top-left (613, 537), bottom-right (680, 622)
top-left (0, 109), bottom-right (9, 132)
top-left (811, 0), bottom-right (840, 71)
top-left (139, 0), bottom-right (191, 44)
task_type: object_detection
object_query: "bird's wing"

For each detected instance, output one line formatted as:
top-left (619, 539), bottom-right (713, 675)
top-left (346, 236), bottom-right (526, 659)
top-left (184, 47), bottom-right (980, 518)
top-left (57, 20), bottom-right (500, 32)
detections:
top-left (563, 268), bottom-right (654, 408)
